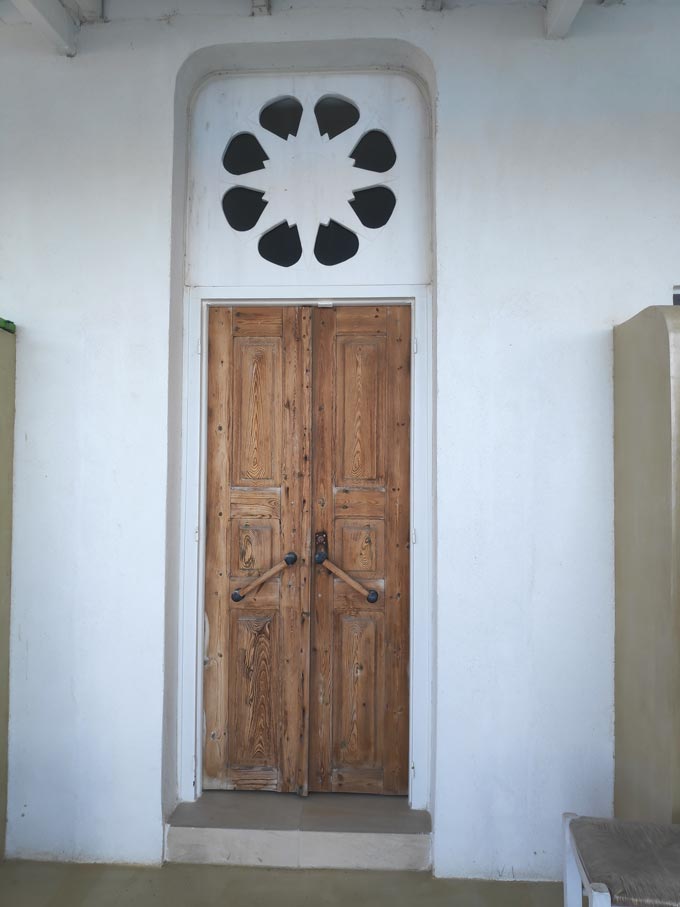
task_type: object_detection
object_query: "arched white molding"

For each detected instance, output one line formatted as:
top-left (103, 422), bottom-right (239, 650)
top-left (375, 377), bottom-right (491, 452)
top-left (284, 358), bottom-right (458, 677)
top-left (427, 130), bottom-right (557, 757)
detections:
top-left (188, 72), bottom-right (430, 286)
top-left (164, 40), bottom-right (437, 822)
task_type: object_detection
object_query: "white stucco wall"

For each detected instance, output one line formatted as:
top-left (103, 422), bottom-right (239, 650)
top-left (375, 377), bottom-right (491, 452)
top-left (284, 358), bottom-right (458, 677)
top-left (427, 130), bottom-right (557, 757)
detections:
top-left (1, 0), bottom-right (679, 878)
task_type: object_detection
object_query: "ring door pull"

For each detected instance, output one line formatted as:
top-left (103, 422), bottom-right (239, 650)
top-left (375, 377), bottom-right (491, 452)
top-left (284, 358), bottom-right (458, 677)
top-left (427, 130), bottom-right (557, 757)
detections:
top-left (314, 530), bottom-right (379, 604)
top-left (231, 552), bottom-right (298, 602)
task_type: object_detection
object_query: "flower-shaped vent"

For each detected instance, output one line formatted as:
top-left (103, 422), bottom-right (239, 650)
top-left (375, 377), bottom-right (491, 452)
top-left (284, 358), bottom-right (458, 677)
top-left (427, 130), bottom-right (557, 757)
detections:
top-left (221, 95), bottom-right (397, 268)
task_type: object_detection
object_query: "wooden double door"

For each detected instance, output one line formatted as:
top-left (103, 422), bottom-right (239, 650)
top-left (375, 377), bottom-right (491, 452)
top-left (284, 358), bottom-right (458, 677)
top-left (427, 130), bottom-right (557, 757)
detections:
top-left (203, 304), bottom-right (410, 795)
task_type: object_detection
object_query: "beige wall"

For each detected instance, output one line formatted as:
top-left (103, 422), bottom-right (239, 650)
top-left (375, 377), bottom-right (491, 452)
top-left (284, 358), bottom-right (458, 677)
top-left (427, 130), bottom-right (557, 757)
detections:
top-left (614, 306), bottom-right (680, 823)
top-left (0, 327), bottom-right (15, 857)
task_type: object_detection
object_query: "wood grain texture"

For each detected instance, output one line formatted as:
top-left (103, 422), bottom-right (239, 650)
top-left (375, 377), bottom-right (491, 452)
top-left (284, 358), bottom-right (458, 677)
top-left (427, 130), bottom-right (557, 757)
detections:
top-left (335, 336), bottom-right (385, 486)
top-left (230, 519), bottom-right (279, 576)
top-left (229, 613), bottom-right (278, 769)
top-left (310, 305), bottom-right (411, 795)
top-left (230, 489), bottom-right (281, 519)
top-left (233, 307), bottom-right (283, 336)
top-left (232, 337), bottom-right (282, 486)
top-left (336, 306), bottom-right (387, 334)
top-left (205, 304), bottom-right (410, 796)
top-left (332, 612), bottom-right (384, 771)
top-left (335, 489), bottom-right (385, 518)
top-left (203, 307), bottom-right (232, 786)
top-left (383, 305), bottom-right (411, 794)
top-left (337, 522), bottom-right (384, 578)
top-left (309, 307), bottom-right (337, 792)
top-left (204, 306), bottom-right (311, 792)
top-left (279, 306), bottom-right (312, 793)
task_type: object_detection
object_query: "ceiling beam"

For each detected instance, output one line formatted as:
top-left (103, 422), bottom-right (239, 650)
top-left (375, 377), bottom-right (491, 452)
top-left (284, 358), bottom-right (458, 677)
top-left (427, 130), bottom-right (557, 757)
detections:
top-left (545, 0), bottom-right (585, 38)
top-left (62, 0), bottom-right (102, 22)
top-left (11, 0), bottom-right (77, 55)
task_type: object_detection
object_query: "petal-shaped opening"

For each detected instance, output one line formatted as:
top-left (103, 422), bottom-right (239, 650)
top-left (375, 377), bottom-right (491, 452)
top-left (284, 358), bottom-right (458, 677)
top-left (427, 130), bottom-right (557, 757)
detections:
top-left (259, 96), bottom-right (303, 140)
top-left (314, 95), bottom-right (360, 139)
top-left (349, 186), bottom-right (396, 229)
top-left (222, 187), bottom-right (268, 232)
top-left (223, 132), bottom-right (269, 175)
top-left (258, 222), bottom-right (302, 268)
top-left (314, 220), bottom-right (359, 266)
top-left (350, 130), bottom-right (396, 173)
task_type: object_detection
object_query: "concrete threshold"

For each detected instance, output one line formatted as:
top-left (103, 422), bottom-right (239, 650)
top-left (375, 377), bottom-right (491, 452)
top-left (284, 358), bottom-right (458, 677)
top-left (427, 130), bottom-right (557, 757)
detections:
top-left (165, 791), bottom-right (432, 870)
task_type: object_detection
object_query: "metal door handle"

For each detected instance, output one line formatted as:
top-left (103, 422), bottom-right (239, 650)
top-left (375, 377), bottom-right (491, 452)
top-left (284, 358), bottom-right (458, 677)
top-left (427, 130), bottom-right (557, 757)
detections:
top-left (314, 531), bottom-right (379, 604)
top-left (231, 552), bottom-right (298, 602)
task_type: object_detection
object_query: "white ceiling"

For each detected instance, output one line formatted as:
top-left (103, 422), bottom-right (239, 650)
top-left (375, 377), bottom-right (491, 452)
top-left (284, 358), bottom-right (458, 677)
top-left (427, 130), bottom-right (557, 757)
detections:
top-left (0, 0), bottom-right (551, 26)
top-left (0, 0), bottom-right (22, 23)
top-left (0, 0), bottom-right (101, 24)
top-left (0, 0), bottom-right (639, 38)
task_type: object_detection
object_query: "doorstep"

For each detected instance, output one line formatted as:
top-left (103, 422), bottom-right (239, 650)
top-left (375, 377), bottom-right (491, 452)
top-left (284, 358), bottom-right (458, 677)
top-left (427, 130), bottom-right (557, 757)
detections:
top-left (165, 791), bottom-right (432, 871)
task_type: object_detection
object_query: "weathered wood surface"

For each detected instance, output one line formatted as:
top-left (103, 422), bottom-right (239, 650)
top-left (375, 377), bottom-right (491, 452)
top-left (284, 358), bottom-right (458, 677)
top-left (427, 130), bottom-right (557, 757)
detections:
top-left (309, 307), bottom-right (337, 792)
top-left (309, 305), bottom-right (411, 795)
top-left (280, 306), bottom-right (312, 793)
top-left (203, 307), bottom-right (232, 785)
top-left (204, 304), bottom-right (410, 795)
top-left (204, 306), bottom-right (311, 792)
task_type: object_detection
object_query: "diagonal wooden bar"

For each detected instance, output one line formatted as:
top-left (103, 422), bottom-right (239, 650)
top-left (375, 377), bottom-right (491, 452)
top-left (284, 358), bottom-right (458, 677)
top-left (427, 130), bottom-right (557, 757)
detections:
top-left (320, 558), bottom-right (379, 604)
top-left (231, 552), bottom-right (297, 602)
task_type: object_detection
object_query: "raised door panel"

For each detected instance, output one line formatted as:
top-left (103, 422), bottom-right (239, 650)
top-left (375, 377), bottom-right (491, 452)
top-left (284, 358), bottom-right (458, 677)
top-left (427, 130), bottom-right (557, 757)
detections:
top-left (227, 612), bottom-right (280, 788)
top-left (331, 611), bottom-right (385, 793)
top-left (232, 336), bottom-right (282, 487)
top-left (335, 335), bottom-right (386, 487)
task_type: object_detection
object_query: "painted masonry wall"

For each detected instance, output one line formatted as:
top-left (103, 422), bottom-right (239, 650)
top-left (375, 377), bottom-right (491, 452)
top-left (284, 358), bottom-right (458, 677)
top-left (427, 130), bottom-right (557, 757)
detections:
top-left (1, 0), bottom-right (679, 878)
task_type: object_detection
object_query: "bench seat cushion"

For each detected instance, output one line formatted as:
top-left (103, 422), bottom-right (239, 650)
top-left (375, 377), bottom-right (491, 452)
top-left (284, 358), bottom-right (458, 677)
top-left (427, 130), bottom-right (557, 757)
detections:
top-left (571, 817), bottom-right (680, 907)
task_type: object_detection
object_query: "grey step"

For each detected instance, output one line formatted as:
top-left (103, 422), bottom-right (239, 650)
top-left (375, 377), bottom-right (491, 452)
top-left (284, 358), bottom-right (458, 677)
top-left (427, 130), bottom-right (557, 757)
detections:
top-left (165, 792), bottom-right (431, 870)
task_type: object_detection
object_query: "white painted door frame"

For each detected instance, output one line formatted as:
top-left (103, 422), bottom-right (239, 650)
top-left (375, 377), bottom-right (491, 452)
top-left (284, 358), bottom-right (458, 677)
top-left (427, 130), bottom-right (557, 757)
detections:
top-left (177, 283), bottom-right (434, 810)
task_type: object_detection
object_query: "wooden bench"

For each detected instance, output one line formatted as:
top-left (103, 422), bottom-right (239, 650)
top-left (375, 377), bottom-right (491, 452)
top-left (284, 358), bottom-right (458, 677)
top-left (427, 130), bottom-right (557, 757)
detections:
top-left (564, 814), bottom-right (680, 907)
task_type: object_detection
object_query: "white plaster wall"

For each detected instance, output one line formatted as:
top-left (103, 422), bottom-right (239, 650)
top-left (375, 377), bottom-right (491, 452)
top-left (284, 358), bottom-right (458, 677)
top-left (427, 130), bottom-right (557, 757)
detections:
top-left (1, 0), bottom-right (679, 877)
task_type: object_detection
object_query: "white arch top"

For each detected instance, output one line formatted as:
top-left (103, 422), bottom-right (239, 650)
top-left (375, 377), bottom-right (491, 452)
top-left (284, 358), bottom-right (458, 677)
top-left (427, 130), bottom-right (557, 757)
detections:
top-left (187, 71), bottom-right (431, 287)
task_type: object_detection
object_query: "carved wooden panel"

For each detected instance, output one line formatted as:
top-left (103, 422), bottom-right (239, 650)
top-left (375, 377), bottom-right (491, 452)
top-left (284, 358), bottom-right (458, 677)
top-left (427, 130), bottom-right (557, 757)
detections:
top-left (228, 613), bottom-right (279, 772)
top-left (332, 612), bottom-right (384, 771)
top-left (232, 337), bottom-right (282, 487)
top-left (335, 336), bottom-right (386, 487)
top-left (337, 521), bottom-right (384, 579)
top-left (230, 519), bottom-right (279, 577)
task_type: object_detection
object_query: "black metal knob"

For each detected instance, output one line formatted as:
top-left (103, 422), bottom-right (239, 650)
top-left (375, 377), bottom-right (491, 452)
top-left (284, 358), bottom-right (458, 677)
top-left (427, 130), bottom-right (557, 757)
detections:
top-left (366, 590), bottom-right (378, 604)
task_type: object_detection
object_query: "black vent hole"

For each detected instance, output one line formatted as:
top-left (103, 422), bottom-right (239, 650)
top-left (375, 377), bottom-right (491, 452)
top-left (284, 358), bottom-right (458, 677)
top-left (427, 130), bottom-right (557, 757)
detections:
top-left (222, 188), bottom-right (267, 232)
top-left (223, 133), bottom-right (269, 175)
top-left (259, 96), bottom-right (303, 140)
top-left (315, 96), bottom-right (360, 139)
top-left (258, 222), bottom-right (303, 268)
top-left (314, 221), bottom-right (359, 266)
top-left (350, 130), bottom-right (396, 173)
top-left (349, 186), bottom-right (396, 229)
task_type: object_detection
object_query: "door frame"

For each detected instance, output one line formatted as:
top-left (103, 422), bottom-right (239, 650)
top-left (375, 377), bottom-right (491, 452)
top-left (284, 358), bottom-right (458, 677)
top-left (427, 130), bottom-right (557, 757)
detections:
top-left (177, 284), bottom-right (434, 809)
